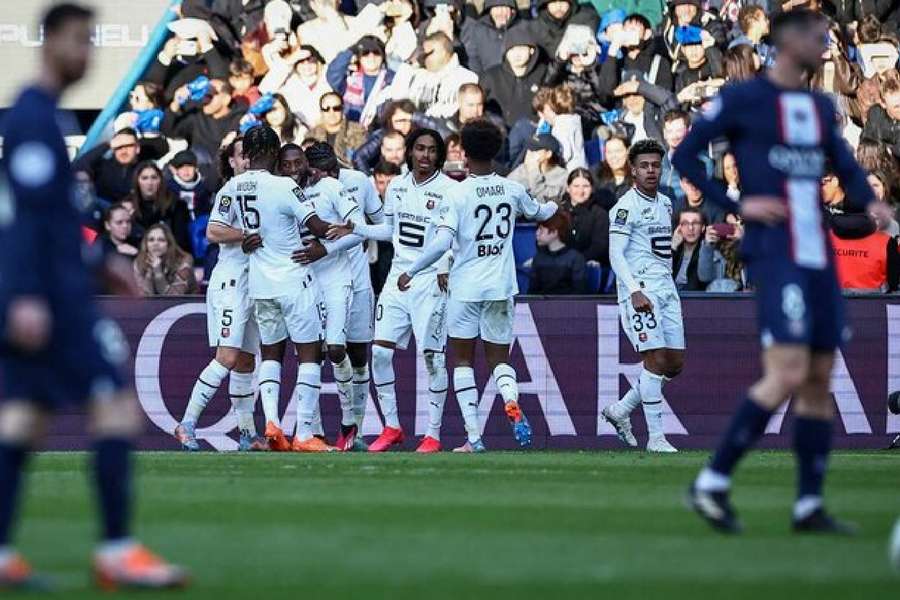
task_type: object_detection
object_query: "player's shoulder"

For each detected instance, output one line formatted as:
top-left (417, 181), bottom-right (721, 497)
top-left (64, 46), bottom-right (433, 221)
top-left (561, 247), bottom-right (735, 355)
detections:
top-left (338, 167), bottom-right (368, 188)
top-left (658, 190), bottom-right (673, 208)
top-left (386, 172), bottom-right (411, 195)
top-left (611, 188), bottom-right (638, 211)
top-left (432, 172), bottom-right (459, 192)
top-left (499, 174), bottom-right (529, 197)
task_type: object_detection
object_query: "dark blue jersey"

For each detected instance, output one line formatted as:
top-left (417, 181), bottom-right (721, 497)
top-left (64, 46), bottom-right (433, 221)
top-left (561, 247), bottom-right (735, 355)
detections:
top-left (672, 76), bottom-right (874, 271)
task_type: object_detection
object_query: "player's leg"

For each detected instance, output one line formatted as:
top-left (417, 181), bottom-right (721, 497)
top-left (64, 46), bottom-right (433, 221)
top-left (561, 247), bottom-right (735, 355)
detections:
top-left (292, 341), bottom-right (335, 452)
top-left (691, 344), bottom-right (810, 533)
top-left (231, 351), bottom-right (266, 451)
top-left (88, 388), bottom-right (187, 589)
top-left (412, 288), bottom-right (449, 453)
top-left (368, 288), bottom-right (410, 452)
top-left (602, 299), bottom-right (649, 447)
top-left (0, 399), bottom-right (48, 587)
top-left (322, 285), bottom-right (356, 451)
top-left (254, 299), bottom-right (292, 451)
top-left (639, 349), bottom-right (682, 453)
top-left (449, 335), bottom-right (484, 453)
top-left (346, 341), bottom-right (370, 451)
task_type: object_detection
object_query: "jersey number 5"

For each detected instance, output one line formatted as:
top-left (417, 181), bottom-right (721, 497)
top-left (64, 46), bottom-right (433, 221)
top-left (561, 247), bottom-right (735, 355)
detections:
top-left (399, 221), bottom-right (426, 247)
top-left (238, 195), bottom-right (260, 230)
top-left (475, 203), bottom-right (512, 241)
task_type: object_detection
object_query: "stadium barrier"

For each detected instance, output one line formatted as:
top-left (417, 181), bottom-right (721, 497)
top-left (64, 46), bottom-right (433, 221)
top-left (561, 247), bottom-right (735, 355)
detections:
top-left (43, 296), bottom-right (900, 450)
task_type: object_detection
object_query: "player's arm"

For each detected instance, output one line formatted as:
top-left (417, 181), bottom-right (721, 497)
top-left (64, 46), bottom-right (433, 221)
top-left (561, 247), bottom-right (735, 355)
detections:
top-left (516, 184), bottom-right (559, 222)
top-left (328, 187), bottom-right (392, 240)
top-left (608, 205), bottom-right (652, 313)
top-left (399, 228), bottom-right (454, 290)
top-left (671, 92), bottom-right (739, 213)
top-left (206, 189), bottom-right (243, 244)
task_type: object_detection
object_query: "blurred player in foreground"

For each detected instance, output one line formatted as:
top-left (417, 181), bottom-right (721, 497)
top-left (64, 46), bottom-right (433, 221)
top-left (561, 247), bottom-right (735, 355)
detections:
top-left (674, 9), bottom-right (894, 534)
top-left (0, 3), bottom-right (187, 589)
top-left (398, 120), bottom-right (557, 451)
top-left (604, 139), bottom-right (683, 454)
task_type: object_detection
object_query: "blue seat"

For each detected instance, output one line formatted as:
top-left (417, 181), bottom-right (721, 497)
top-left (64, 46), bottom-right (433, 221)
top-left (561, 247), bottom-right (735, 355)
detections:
top-left (585, 263), bottom-right (602, 293)
top-left (513, 223), bottom-right (537, 294)
top-left (190, 215), bottom-right (209, 261)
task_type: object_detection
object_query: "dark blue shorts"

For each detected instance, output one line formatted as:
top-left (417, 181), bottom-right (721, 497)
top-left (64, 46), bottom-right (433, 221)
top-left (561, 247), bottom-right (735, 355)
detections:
top-left (0, 316), bottom-right (126, 408)
top-left (746, 259), bottom-right (846, 352)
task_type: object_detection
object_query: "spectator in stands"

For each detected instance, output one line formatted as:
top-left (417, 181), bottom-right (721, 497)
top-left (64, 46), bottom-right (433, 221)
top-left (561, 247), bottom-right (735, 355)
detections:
top-left (810, 22), bottom-right (860, 118)
top-left (295, 0), bottom-right (373, 63)
top-left (530, 0), bottom-right (600, 57)
top-left (245, 93), bottom-right (304, 143)
top-left (673, 26), bottom-right (725, 110)
top-left (856, 139), bottom-right (898, 202)
top-left (308, 91), bottom-right (367, 165)
top-left (99, 203), bottom-right (139, 261)
top-left (610, 73), bottom-right (677, 143)
top-left (134, 223), bottom-right (199, 296)
top-left (729, 6), bottom-right (772, 67)
top-left (163, 78), bottom-right (247, 169)
top-left (145, 20), bottom-right (229, 101)
top-left (699, 213), bottom-right (745, 292)
top-left (259, 45), bottom-right (330, 131)
top-left (390, 32), bottom-right (478, 118)
top-left (326, 36), bottom-right (395, 126)
top-left (460, 0), bottom-right (520, 73)
top-left (542, 25), bottom-right (606, 133)
top-left (370, 160), bottom-right (402, 294)
top-left (228, 58), bottom-right (261, 106)
top-left (559, 168), bottom-right (610, 265)
top-left (594, 134), bottom-right (631, 203)
top-left (508, 134), bottom-right (568, 203)
top-left (862, 74), bottom-right (900, 162)
top-left (378, 131), bottom-right (407, 169)
top-left (856, 16), bottom-right (900, 78)
top-left (660, 108), bottom-right (711, 203)
top-left (599, 14), bottom-right (673, 98)
top-left (661, 0), bottom-right (727, 61)
top-left (165, 150), bottom-right (213, 221)
top-left (529, 210), bottom-right (586, 294)
top-left (723, 43), bottom-right (759, 82)
top-left (416, 0), bottom-right (465, 43)
top-left (352, 99), bottom-right (441, 172)
top-left (372, 0), bottom-right (420, 66)
top-left (125, 161), bottom-right (192, 255)
top-left (533, 86), bottom-right (587, 170)
top-left (113, 82), bottom-right (168, 154)
top-left (868, 173), bottom-right (900, 235)
top-left (482, 24), bottom-right (549, 129)
top-left (829, 210), bottom-right (897, 293)
top-left (679, 176), bottom-right (726, 224)
top-left (442, 83), bottom-right (502, 135)
top-left (821, 171), bottom-right (847, 213)
top-left (74, 128), bottom-right (159, 204)
top-left (671, 208), bottom-right (710, 291)
top-left (722, 152), bottom-right (740, 201)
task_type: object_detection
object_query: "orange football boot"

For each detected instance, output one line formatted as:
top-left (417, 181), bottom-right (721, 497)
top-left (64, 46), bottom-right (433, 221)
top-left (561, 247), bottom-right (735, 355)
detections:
top-left (415, 436), bottom-right (442, 453)
top-left (291, 436), bottom-right (338, 452)
top-left (93, 544), bottom-right (189, 591)
top-left (367, 426), bottom-right (404, 452)
top-left (264, 421), bottom-right (291, 452)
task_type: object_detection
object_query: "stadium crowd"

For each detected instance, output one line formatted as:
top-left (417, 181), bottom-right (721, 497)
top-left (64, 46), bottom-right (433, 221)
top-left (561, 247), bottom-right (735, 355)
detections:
top-left (73, 0), bottom-right (900, 295)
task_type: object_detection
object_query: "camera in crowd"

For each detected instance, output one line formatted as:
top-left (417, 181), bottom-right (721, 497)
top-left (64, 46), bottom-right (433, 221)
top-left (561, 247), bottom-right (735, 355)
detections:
top-left (595, 109), bottom-right (635, 142)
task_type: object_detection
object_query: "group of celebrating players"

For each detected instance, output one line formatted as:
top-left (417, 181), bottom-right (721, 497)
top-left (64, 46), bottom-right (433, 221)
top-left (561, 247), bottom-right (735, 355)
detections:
top-left (173, 119), bottom-right (557, 455)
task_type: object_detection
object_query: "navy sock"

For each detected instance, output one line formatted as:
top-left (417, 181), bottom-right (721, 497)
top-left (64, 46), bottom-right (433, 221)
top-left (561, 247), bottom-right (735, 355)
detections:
top-left (93, 438), bottom-right (132, 541)
top-left (793, 416), bottom-right (832, 499)
top-left (0, 443), bottom-right (27, 546)
top-left (709, 396), bottom-right (773, 476)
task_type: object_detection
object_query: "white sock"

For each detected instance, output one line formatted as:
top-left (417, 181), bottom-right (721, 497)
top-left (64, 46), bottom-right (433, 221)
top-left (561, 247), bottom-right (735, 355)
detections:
top-left (696, 467), bottom-right (731, 492)
top-left (492, 363), bottom-right (518, 405)
top-left (793, 495), bottom-right (823, 520)
top-left (295, 363), bottom-right (321, 441)
top-left (259, 360), bottom-right (282, 428)
top-left (611, 387), bottom-right (642, 419)
top-left (454, 367), bottom-right (480, 444)
top-left (333, 355), bottom-right (355, 427)
top-left (352, 365), bottom-right (370, 429)
top-left (96, 538), bottom-right (138, 560)
top-left (372, 345), bottom-right (399, 428)
top-left (229, 371), bottom-right (256, 437)
top-left (639, 368), bottom-right (666, 439)
top-left (425, 352), bottom-right (448, 440)
top-left (311, 400), bottom-right (324, 436)
top-left (183, 360), bottom-right (230, 424)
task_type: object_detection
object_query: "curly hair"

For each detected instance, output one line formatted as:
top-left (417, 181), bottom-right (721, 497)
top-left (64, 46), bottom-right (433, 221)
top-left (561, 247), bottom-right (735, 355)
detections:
top-left (404, 128), bottom-right (446, 172)
top-left (628, 139), bottom-right (666, 164)
top-left (243, 124), bottom-right (281, 163)
top-left (460, 119), bottom-right (503, 162)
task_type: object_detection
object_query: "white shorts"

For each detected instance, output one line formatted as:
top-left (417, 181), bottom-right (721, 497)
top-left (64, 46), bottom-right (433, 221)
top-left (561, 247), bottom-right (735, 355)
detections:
top-left (375, 273), bottom-right (447, 351)
top-left (254, 282), bottom-right (324, 346)
top-left (619, 287), bottom-right (685, 353)
top-left (321, 283), bottom-right (353, 346)
top-left (447, 297), bottom-right (515, 345)
top-left (346, 287), bottom-right (375, 344)
top-left (206, 274), bottom-right (259, 353)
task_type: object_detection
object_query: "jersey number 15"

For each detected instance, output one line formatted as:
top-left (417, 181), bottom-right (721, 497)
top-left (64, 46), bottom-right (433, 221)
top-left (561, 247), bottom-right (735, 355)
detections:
top-left (238, 195), bottom-right (260, 230)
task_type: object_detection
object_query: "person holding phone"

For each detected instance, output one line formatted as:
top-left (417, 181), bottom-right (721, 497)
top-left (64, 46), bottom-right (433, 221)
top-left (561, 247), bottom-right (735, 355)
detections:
top-left (599, 14), bottom-right (673, 96)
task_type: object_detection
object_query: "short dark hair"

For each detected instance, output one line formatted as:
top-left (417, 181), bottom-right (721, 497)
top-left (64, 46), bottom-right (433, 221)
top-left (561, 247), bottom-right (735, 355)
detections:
top-left (218, 134), bottom-right (243, 181)
top-left (373, 160), bottom-right (402, 177)
top-left (229, 58), bottom-right (255, 77)
top-left (113, 127), bottom-right (138, 140)
top-left (623, 13), bottom-right (651, 31)
top-left (663, 109), bottom-right (690, 128)
top-left (460, 119), bottom-right (504, 162)
top-left (42, 3), bottom-right (93, 35)
top-left (104, 201), bottom-right (130, 223)
top-left (243, 125), bottom-right (281, 162)
top-left (770, 9), bottom-right (826, 49)
top-left (628, 139), bottom-right (666, 164)
top-left (405, 128), bottom-right (447, 171)
top-left (677, 207), bottom-right (706, 225)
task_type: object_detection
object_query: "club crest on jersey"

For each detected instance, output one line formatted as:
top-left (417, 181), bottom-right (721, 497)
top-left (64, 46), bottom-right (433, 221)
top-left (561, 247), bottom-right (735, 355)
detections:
top-left (426, 199), bottom-right (435, 210)
top-left (639, 332), bottom-right (648, 342)
top-left (615, 209), bottom-right (628, 225)
top-left (218, 196), bottom-right (232, 214)
top-left (221, 327), bottom-right (230, 338)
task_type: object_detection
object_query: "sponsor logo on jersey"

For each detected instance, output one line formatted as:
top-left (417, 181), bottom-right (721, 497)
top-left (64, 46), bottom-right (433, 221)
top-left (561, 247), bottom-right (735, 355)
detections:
top-left (398, 211), bottom-right (429, 223)
top-left (648, 225), bottom-right (671, 235)
top-left (218, 195), bottom-right (232, 214)
top-left (615, 209), bottom-right (628, 225)
top-left (767, 145), bottom-right (825, 178)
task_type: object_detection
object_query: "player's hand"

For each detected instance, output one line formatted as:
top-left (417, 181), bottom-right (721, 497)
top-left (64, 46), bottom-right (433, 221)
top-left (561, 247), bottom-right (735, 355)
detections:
top-left (326, 222), bottom-right (354, 240)
top-left (6, 296), bottom-right (51, 354)
top-left (292, 239), bottom-right (327, 264)
top-left (101, 256), bottom-right (141, 297)
top-left (437, 273), bottom-right (449, 292)
top-left (242, 232), bottom-right (263, 254)
top-left (740, 196), bottom-right (788, 225)
top-left (398, 272), bottom-right (413, 291)
top-left (630, 291), bottom-right (653, 314)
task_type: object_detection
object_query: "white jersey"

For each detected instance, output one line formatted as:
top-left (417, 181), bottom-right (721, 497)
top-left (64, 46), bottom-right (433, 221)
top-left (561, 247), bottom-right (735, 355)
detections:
top-left (208, 182), bottom-right (248, 279)
top-left (232, 169), bottom-right (317, 300)
top-left (338, 168), bottom-right (383, 292)
top-left (384, 171), bottom-right (457, 276)
top-left (438, 173), bottom-right (542, 302)
top-left (609, 187), bottom-right (676, 301)
top-left (300, 176), bottom-right (356, 287)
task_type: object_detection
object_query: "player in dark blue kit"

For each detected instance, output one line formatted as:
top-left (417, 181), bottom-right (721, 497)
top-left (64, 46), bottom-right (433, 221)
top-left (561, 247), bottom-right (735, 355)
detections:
top-left (0, 4), bottom-right (187, 589)
top-left (673, 9), bottom-right (893, 535)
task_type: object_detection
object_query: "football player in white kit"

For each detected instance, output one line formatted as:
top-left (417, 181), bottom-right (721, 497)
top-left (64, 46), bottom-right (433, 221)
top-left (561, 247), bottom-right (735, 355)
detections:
top-left (235, 126), bottom-right (336, 453)
top-left (328, 129), bottom-right (456, 453)
top-left (298, 143), bottom-right (384, 451)
top-left (602, 139), bottom-right (684, 453)
top-left (174, 135), bottom-right (266, 452)
top-left (398, 120), bottom-right (558, 452)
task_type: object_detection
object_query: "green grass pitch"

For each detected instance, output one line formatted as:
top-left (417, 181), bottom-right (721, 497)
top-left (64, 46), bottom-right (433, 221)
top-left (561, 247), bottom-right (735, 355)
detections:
top-left (9, 450), bottom-right (899, 598)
